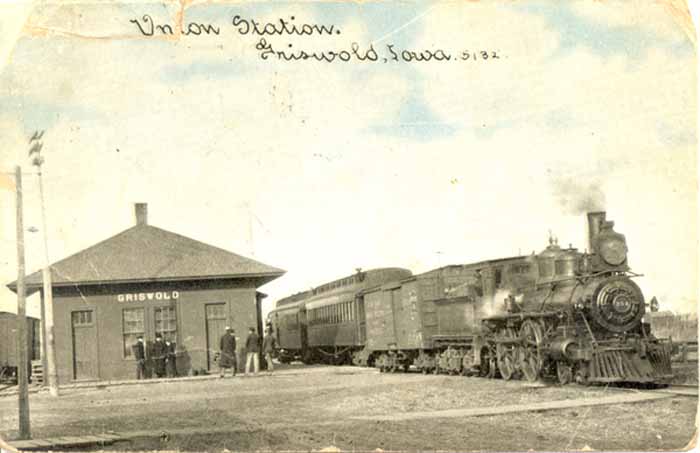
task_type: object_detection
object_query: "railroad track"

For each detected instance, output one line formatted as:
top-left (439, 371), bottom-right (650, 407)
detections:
top-left (663, 384), bottom-right (699, 397)
top-left (608, 384), bottom-right (698, 398)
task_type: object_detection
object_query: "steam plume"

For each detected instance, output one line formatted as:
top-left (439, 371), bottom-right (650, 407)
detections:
top-left (549, 174), bottom-right (606, 215)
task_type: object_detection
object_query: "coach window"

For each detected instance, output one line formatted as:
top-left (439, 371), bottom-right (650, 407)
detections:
top-left (155, 306), bottom-right (178, 342)
top-left (123, 308), bottom-right (145, 358)
top-left (494, 268), bottom-right (503, 288)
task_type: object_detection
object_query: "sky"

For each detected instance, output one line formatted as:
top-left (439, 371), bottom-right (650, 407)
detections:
top-left (0, 0), bottom-right (697, 320)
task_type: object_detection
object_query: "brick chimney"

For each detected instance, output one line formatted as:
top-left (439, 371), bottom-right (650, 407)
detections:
top-left (134, 203), bottom-right (148, 226)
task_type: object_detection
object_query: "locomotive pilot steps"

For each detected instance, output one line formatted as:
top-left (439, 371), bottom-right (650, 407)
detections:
top-left (269, 212), bottom-right (673, 386)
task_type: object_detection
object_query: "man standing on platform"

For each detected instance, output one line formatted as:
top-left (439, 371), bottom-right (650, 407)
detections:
top-left (245, 327), bottom-right (260, 376)
top-left (132, 336), bottom-right (146, 379)
top-left (152, 333), bottom-right (167, 378)
top-left (262, 327), bottom-right (276, 374)
top-left (165, 339), bottom-right (178, 378)
top-left (219, 327), bottom-right (237, 378)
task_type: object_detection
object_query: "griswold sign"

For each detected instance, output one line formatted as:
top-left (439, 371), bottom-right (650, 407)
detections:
top-left (116, 291), bottom-right (180, 302)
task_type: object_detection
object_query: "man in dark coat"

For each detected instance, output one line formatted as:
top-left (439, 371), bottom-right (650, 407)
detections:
top-left (219, 327), bottom-right (237, 377)
top-left (165, 340), bottom-right (178, 378)
top-left (244, 327), bottom-right (260, 376)
top-left (262, 328), bottom-right (276, 374)
top-left (132, 336), bottom-right (146, 379)
top-left (152, 334), bottom-right (167, 378)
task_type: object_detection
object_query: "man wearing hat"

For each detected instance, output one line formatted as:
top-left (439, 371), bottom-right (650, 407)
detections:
top-left (244, 327), bottom-right (260, 376)
top-left (132, 336), bottom-right (146, 379)
top-left (152, 333), bottom-right (167, 378)
top-left (219, 327), bottom-right (237, 378)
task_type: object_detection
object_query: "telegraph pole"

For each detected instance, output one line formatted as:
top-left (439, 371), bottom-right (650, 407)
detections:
top-left (29, 131), bottom-right (59, 397)
top-left (15, 166), bottom-right (31, 439)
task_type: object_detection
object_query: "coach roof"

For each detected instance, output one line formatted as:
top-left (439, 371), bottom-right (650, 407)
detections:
top-left (7, 223), bottom-right (285, 292)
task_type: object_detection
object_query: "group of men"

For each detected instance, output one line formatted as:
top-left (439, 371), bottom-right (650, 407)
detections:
top-left (218, 326), bottom-right (277, 377)
top-left (132, 334), bottom-right (178, 379)
top-left (131, 326), bottom-right (276, 379)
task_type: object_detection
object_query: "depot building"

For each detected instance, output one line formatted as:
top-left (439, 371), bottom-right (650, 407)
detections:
top-left (8, 204), bottom-right (284, 383)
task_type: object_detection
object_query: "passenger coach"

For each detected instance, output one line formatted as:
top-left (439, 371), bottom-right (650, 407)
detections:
top-left (269, 268), bottom-right (412, 364)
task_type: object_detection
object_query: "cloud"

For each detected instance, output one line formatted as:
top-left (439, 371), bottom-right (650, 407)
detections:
top-left (513, 1), bottom-right (694, 59)
top-left (0, 1), bottom-right (696, 317)
top-left (369, 92), bottom-right (455, 141)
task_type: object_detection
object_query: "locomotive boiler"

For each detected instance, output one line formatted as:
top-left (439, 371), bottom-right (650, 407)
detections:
top-left (270, 212), bottom-right (673, 385)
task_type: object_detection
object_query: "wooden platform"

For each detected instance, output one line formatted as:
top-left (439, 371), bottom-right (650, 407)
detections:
top-left (7, 433), bottom-right (123, 451)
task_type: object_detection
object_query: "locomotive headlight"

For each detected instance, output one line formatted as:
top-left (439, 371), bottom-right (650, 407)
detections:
top-left (573, 300), bottom-right (585, 311)
top-left (599, 237), bottom-right (628, 266)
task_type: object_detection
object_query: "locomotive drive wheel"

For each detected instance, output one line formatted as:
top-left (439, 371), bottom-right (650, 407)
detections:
top-left (518, 320), bottom-right (544, 382)
top-left (556, 361), bottom-right (573, 385)
top-left (497, 329), bottom-right (519, 381)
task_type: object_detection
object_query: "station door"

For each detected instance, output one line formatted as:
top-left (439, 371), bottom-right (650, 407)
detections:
top-left (205, 303), bottom-right (227, 370)
top-left (71, 310), bottom-right (98, 380)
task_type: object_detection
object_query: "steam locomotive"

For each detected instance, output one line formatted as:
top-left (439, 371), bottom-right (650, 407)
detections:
top-left (269, 212), bottom-right (673, 385)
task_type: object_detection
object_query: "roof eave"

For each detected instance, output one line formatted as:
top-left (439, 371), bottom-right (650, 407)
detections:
top-left (7, 270), bottom-right (285, 293)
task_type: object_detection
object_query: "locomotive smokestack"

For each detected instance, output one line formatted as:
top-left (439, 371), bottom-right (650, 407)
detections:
top-left (134, 203), bottom-right (148, 226)
top-left (587, 211), bottom-right (606, 253)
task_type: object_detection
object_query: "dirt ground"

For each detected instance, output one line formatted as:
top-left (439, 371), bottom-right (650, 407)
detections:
top-left (0, 364), bottom-right (697, 452)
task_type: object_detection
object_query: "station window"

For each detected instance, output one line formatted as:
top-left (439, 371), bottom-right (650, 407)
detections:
top-left (72, 310), bottom-right (93, 326)
top-left (123, 308), bottom-right (145, 358)
top-left (155, 306), bottom-right (178, 342)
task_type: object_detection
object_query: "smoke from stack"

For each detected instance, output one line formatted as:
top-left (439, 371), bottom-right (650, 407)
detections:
top-left (549, 174), bottom-right (606, 215)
